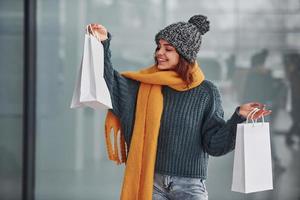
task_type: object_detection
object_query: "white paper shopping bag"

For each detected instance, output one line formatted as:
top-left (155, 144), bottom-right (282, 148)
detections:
top-left (70, 25), bottom-right (112, 110)
top-left (232, 108), bottom-right (273, 193)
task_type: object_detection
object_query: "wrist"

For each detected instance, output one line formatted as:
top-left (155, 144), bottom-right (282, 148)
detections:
top-left (236, 107), bottom-right (247, 119)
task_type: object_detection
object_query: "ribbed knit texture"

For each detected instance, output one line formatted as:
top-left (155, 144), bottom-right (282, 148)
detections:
top-left (155, 15), bottom-right (210, 63)
top-left (102, 34), bottom-right (246, 179)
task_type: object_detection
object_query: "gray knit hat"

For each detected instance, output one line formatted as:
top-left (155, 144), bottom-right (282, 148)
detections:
top-left (155, 15), bottom-right (210, 63)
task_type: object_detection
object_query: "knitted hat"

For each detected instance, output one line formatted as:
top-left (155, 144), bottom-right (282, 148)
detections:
top-left (155, 15), bottom-right (210, 63)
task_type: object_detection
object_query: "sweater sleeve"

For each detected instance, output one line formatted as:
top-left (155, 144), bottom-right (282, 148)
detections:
top-left (201, 82), bottom-right (246, 156)
top-left (101, 33), bottom-right (139, 120)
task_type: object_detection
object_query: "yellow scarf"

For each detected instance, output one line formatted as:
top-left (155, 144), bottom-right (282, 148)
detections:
top-left (105, 62), bottom-right (205, 200)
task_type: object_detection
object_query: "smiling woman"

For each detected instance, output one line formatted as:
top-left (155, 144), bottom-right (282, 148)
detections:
top-left (155, 39), bottom-right (180, 70)
top-left (155, 39), bottom-right (196, 87)
top-left (13, 0), bottom-right (298, 199)
top-left (87, 14), bottom-right (271, 200)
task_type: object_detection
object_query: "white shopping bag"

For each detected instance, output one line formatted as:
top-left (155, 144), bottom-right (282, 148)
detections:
top-left (70, 25), bottom-right (112, 110)
top-left (231, 108), bottom-right (273, 193)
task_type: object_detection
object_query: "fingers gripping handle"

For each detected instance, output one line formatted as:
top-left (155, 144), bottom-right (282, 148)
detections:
top-left (246, 108), bottom-right (259, 123)
top-left (85, 24), bottom-right (100, 41)
top-left (246, 108), bottom-right (265, 124)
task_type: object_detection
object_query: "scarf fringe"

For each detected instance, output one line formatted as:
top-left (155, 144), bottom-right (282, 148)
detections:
top-left (105, 111), bottom-right (127, 165)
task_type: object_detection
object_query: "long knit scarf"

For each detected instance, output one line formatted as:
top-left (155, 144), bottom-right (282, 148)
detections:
top-left (104, 62), bottom-right (205, 200)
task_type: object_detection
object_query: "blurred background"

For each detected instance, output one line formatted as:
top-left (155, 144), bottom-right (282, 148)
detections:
top-left (1, 0), bottom-right (300, 199)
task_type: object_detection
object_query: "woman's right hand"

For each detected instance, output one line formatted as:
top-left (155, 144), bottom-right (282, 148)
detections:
top-left (87, 23), bottom-right (108, 41)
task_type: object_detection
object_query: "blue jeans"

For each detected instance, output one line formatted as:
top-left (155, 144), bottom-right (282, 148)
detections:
top-left (153, 173), bottom-right (208, 200)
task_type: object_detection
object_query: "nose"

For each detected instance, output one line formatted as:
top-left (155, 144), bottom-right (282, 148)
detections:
top-left (156, 48), bottom-right (165, 56)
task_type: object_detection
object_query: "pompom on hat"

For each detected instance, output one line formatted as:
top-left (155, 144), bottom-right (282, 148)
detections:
top-left (155, 15), bottom-right (210, 63)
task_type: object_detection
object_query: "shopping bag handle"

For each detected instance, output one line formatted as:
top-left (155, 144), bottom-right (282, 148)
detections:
top-left (251, 108), bottom-right (265, 124)
top-left (246, 108), bottom-right (265, 124)
top-left (86, 24), bottom-right (101, 41)
top-left (246, 108), bottom-right (258, 123)
top-left (254, 110), bottom-right (265, 124)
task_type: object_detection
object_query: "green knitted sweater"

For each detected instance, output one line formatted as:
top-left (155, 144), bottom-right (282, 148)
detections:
top-left (102, 35), bottom-right (245, 179)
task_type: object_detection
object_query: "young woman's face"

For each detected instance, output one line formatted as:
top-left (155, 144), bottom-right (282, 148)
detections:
top-left (155, 39), bottom-right (180, 70)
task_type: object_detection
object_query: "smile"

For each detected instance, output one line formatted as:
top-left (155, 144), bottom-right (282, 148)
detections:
top-left (157, 58), bottom-right (167, 62)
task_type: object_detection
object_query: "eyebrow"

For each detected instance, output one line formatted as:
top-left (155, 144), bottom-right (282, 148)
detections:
top-left (158, 43), bottom-right (174, 48)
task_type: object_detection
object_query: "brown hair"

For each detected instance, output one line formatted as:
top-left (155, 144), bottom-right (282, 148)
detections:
top-left (174, 57), bottom-right (195, 88)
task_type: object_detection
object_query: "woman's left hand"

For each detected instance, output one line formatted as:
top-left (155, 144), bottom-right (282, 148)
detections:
top-left (239, 102), bottom-right (272, 120)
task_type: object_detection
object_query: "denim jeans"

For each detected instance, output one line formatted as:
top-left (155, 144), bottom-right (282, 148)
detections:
top-left (153, 173), bottom-right (208, 200)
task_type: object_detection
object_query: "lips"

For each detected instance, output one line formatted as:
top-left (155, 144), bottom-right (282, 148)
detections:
top-left (157, 57), bottom-right (167, 63)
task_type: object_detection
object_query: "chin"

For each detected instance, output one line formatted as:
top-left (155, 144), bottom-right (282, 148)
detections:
top-left (157, 63), bottom-right (174, 70)
top-left (157, 64), bottom-right (165, 70)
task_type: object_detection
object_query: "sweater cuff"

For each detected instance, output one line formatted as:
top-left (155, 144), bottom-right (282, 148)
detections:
top-left (229, 107), bottom-right (247, 124)
top-left (101, 32), bottom-right (112, 51)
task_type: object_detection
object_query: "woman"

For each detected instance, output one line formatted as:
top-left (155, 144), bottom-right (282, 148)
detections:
top-left (88, 15), bottom-right (271, 200)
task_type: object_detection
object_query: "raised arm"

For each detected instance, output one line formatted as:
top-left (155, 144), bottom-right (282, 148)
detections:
top-left (88, 24), bottom-right (139, 120)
